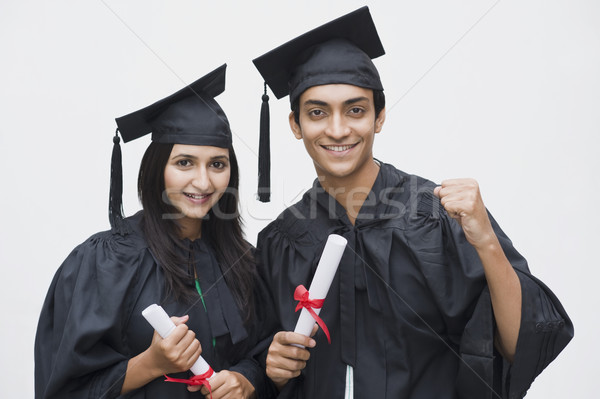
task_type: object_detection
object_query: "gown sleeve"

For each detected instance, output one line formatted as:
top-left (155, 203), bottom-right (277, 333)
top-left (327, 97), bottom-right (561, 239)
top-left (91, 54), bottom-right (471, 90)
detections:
top-left (255, 214), bottom-right (320, 399)
top-left (411, 192), bottom-right (573, 399)
top-left (35, 231), bottom-right (146, 399)
top-left (227, 263), bottom-right (279, 399)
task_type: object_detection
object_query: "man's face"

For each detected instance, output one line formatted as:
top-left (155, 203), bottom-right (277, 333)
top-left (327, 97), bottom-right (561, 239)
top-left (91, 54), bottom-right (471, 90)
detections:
top-left (289, 84), bottom-right (385, 183)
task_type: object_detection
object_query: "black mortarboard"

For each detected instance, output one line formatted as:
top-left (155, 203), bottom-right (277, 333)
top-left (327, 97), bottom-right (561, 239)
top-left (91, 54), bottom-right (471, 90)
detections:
top-left (252, 6), bottom-right (385, 202)
top-left (109, 64), bottom-right (232, 234)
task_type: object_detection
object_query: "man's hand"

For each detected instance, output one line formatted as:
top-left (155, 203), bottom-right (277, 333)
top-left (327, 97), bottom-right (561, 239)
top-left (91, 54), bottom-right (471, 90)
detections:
top-left (266, 330), bottom-right (316, 391)
top-left (433, 178), bottom-right (496, 250)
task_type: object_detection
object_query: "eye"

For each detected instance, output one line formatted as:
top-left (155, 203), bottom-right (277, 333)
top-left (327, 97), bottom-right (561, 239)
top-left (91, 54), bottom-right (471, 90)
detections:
top-left (308, 109), bottom-right (325, 117)
top-left (211, 160), bottom-right (228, 169)
top-left (348, 107), bottom-right (364, 115)
top-left (176, 159), bottom-right (192, 167)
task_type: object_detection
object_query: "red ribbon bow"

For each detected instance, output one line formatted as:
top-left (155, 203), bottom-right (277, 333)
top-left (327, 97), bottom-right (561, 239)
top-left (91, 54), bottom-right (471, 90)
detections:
top-left (164, 367), bottom-right (213, 398)
top-left (294, 284), bottom-right (331, 343)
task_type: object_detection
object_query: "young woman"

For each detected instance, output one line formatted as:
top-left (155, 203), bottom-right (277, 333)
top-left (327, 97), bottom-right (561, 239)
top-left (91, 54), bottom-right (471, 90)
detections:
top-left (34, 65), bottom-right (276, 399)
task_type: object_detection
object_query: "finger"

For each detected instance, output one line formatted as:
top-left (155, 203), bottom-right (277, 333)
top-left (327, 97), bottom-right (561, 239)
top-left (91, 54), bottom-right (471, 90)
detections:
top-left (180, 337), bottom-right (202, 366)
top-left (269, 341), bottom-right (312, 362)
top-left (158, 324), bottom-right (189, 352)
top-left (433, 186), bottom-right (441, 198)
top-left (176, 329), bottom-right (197, 348)
top-left (440, 178), bottom-right (475, 188)
top-left (165, 324), bottom-right (192, 348)
top-left (275, 331), bottom-right (316, 348)
top-left (440, 200), bottom-right (466, 219)
top-left (171, 315), bottom-right (189, 326)
top-left (270, 355), bottom-right (308, 372)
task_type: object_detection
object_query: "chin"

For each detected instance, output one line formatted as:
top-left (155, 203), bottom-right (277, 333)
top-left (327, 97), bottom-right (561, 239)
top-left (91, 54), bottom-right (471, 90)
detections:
top-left (317, 162), bottom-right (357, 179)
top-left (180, 208), bottom-right (210, 220)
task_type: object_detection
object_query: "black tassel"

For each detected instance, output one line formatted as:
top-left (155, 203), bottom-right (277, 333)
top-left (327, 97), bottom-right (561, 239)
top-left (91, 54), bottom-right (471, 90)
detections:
top-left (109, 129), bottom-right (130, 235)
top-left (258, 82), bottom-right (271, 202)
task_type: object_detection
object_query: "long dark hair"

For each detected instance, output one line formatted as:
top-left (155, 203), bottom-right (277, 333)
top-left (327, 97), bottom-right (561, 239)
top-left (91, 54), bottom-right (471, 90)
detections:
top-left (137, 142), bottom-right (255, 320)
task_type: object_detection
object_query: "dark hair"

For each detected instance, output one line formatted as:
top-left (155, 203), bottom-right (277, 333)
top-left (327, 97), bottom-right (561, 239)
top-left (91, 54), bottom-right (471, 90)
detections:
top-left (138, 142), bottom-right (255, 320)
top-left (291, 89), bottom-right (386, 125)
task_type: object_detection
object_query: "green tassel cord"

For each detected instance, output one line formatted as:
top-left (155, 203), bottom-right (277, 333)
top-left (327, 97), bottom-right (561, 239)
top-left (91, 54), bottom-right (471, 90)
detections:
top-left (194, 279), bottom-right (216, 348)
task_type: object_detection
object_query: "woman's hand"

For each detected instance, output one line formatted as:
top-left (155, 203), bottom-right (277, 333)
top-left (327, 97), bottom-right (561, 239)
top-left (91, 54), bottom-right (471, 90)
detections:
top-left (187, 370), bottom-right (256, 399)
top-left (121, 315), bottom-right (202, 394)
top-left (145, 315), bottom-right (202, 375)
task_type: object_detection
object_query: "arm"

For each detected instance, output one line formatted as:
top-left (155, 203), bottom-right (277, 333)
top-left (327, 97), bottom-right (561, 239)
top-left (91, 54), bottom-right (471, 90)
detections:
top-left (434, 178), bottom-right (521, 361)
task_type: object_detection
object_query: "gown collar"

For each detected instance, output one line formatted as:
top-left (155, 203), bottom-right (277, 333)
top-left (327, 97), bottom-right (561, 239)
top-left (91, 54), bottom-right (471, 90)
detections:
top-left (311, 161), bottom-right (406, 226)
top-left (185, 239), bottom-right (249, 344)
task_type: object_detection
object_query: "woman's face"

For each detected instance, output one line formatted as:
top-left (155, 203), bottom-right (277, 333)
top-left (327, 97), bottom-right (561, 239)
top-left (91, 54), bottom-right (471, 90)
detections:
top-left (163, 144), bottom-right (231, 238)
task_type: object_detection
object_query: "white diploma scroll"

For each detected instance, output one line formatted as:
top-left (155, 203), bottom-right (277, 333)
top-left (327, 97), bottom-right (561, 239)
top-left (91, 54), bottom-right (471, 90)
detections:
top-left (142, 304), bottom-right (214, 378)
top-left (293, 234), bottom-right (347, 344)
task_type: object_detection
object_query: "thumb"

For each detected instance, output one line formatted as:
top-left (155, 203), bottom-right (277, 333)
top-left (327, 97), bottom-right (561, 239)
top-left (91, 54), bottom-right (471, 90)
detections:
top-left (433, 186), bottom-right (442, 198)
top-left (310, 323), bottom-right (319, 337)
top-left (171, 315), bottom-right (189, 326)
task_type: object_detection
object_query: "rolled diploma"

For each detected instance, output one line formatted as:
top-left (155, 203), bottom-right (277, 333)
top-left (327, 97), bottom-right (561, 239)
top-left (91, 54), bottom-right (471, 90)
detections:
top-left (293, 234), bottom-right (347, 344)
top-left (142, 304), bottom-right (213, 377)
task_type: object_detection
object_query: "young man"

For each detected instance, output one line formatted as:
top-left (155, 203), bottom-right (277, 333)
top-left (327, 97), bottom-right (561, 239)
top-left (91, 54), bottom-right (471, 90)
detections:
top-left (253, 7), bottom-right (572, 399)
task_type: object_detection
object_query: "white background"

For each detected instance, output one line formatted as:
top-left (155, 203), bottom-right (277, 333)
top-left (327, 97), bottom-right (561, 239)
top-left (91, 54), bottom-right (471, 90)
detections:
top-left (1, 0), bottom-right (598, 397)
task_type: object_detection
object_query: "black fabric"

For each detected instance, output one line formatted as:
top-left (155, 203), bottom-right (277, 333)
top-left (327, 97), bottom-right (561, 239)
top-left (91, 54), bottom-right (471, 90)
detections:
top-left (252, 6), bottom-right (384, 104)
top-left (115, 64), bottom-right (231, 146)
top-left (256, 162), bottom-right (573, 399)
top-left (35, 212), bottom-right (277, 399)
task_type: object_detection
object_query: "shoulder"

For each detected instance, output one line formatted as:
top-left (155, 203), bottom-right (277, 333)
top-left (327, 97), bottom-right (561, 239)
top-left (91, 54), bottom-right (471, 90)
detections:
top-left (378, 162), bottom-right (443, 220)
top-left (258, 187), bottom-right (323, 246)
top-left (58, 212), bottom-right (149, 279)
top-left (82, 212), bottom-right (147, 251)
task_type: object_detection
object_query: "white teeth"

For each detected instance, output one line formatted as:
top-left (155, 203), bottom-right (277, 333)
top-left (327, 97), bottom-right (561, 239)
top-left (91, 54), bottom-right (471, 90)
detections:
top-left (324, 144), bottom-right (354, 152)
top-left (185, 193), bottom-right (209, 199)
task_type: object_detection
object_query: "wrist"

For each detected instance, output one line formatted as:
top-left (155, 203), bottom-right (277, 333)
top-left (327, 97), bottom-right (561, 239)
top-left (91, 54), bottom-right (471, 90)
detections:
top-left (471, 231), bottom-right (501, 253)
top-left (138, 348), bottom-right (165, 380)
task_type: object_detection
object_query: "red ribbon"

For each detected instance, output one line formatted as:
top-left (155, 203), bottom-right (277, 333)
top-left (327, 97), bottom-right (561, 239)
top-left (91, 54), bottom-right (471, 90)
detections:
top-left (164, 367), bottom-right (213, 398)
top-left (294, 284), bottom-right (331, 343)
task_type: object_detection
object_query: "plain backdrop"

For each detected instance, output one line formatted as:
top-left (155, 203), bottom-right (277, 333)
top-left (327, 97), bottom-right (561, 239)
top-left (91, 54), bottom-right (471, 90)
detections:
top-left (1, 0), bottom-right (598, 397)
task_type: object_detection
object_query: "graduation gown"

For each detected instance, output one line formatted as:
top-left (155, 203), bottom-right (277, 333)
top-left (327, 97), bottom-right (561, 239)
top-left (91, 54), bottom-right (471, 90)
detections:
top-left (256, 162), bottom-right (573, 399)
top-left (35, 211), bottom-right (276, 399)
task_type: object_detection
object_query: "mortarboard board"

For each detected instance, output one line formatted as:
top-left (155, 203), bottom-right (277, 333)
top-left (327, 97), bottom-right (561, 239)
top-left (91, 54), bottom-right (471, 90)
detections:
top-left (109, 64), bottom-right (232, 234)
top-left (252, 6), bottom-right (385, 202)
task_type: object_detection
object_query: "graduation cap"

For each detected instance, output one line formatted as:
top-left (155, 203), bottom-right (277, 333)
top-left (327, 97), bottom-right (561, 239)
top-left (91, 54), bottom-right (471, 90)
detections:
top-left (109, 64), bottom-right (232, 234)
top-left (252, 6), bottom-right (385, 202)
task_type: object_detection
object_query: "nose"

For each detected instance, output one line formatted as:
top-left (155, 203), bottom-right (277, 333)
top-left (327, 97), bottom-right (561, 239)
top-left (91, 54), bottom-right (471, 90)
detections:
top-left (325, 112), bottom-right (351, 140)
top-left (191, 166), bottom-right (212, 191)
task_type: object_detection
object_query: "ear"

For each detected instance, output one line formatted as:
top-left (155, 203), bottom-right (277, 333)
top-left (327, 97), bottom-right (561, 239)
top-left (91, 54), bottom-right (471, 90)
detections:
top-left (375, 107), bottom-right (386, 134)
top-left (289, 111), bottom-right (303, 140)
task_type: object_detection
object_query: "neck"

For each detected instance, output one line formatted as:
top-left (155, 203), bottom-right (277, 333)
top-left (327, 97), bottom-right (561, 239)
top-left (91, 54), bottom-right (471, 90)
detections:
top-left (317, 159), bottom-right (380, 225)
top-left (177, 218), bottom-right (203, 241)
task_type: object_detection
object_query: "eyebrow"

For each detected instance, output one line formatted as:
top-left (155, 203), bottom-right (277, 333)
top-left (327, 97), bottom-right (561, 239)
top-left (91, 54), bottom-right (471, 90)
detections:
top-left (303, 99), bottom-right (328, 107)
top-left (302, 96), bottom-right (370, 108)
top-left (172, 153), bottom-right (198, 160)
top-left (171, 154), bottom-right (229, 161)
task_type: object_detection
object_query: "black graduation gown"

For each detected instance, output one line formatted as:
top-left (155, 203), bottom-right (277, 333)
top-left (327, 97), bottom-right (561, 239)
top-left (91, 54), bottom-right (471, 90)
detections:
top-left (256, 162), bottom-right (573, 399)
top-left (35, 211), bottom-right (276, 399)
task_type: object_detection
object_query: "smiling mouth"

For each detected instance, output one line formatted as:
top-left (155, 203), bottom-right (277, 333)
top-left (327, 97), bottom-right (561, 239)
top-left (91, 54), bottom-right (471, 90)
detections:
top-left (184, 192), bottom-right (212, 200)
top-left (321, 143), bottom-right (358, 152)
